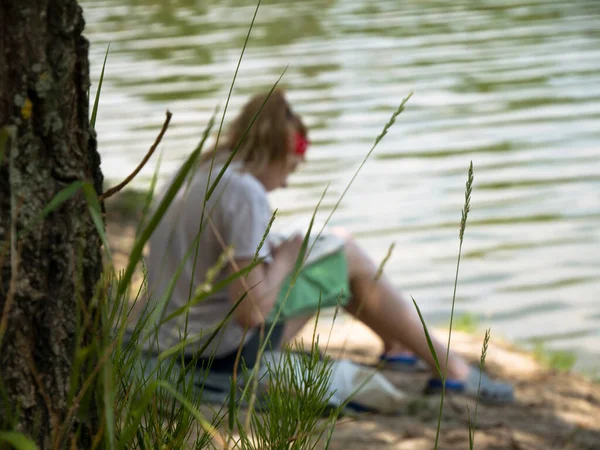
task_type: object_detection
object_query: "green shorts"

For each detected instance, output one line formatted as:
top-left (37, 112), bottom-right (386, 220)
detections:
top-left (266, 250), bottom-right (351, 324)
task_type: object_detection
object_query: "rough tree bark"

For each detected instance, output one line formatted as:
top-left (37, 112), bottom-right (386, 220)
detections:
top-left (0, 0), bottom-right (104, 447)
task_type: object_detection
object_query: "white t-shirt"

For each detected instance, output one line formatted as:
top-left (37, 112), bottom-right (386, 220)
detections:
top-left (145, 160), bottom-right (273, 357)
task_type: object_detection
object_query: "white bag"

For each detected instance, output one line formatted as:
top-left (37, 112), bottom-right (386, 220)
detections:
top-left (328, 359), bottom-right (408, 413)
top-left (261, 351), bottom-right (407, 414)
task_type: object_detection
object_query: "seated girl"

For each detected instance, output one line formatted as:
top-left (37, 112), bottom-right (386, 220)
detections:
top-left (145, 89), bottom-right (514, 405)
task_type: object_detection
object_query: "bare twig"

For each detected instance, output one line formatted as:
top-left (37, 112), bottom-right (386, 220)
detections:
top-left (99, 111), bottom-right (172, 201)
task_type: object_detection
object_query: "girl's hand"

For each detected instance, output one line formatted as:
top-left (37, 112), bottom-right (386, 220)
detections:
top-left (272, 233), bottom-right (304, 268)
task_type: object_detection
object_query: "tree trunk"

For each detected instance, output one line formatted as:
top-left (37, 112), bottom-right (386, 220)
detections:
top-left (0, 0), bottom-right (104, 447)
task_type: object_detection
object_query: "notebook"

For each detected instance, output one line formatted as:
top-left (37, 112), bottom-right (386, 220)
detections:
top-left (268, 220), bottom-right (345, 266)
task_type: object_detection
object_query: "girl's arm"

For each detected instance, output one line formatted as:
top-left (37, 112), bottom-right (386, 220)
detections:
top-left (228, 235), bottom-right (303, 328)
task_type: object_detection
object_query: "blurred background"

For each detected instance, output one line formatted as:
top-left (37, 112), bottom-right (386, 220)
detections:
top-left (82, 0), bottom-right (600, 374)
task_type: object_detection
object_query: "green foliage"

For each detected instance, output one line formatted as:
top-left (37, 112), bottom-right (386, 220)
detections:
top-left (238, 339), bottom-right (335, 449)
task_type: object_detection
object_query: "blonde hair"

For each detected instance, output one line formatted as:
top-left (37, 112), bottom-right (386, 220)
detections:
top-left (202, 89), bottom-right (307, 173)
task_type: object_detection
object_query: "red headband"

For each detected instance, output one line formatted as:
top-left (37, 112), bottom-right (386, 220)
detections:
top-left (294, 132), bottom-right (309, 156)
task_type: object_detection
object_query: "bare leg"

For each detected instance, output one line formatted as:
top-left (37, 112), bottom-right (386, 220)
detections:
top-left (330, 228), bottom-right (422, 359)
top-left (341, 236), bottom-right (470, 380)
top-left (381, 336), bottom-right (413, 356)
top-left (279, 310), bottom-right (413, 356)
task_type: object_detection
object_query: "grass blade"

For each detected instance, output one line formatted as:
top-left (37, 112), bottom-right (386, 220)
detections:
top-left (157, 291), bottom-right (249, 362)
top-left (43, 181), bottom-right (84, 216)
top-left (411, 296), bottom-right (442, 379)
top-left (240, 186), bottom-right (328, 426)
top-left (467, 404), bottom-right (474, 449)
top-left (429, 161), bottom-right (475, 450)
top-left (292, 205), bottom-right (315, 279)
top-left (469, 328), bottom-right (490, 450)
top-left (249, 208), bottom-right (278, 271)
top-left (159, 258), bottom-right (261, 326)
top-left (444, 161), bottom-right (474, 371)
top-left (116, 113), bottom-right (216, 300)
top-left (90, 43), bottom-right (110, 129)
top-left (14, 181), bottom-right (84, 241)
top-left (136, 151), bottom-right (163, 239)
top-left (117, 380), bottom-right (161, 447)
top-left (189, 0), bottom-right (268, 313)
top-left (204, 0), bottom-right (263, 194)
top-left (154, 381), bottom-right (226, 448)
top-left (186, 75), bottom-right (287, 331)
top-left (411, 296), bottom-right (445, 450)
top-left (307, 93), bottom-right (412, 253)
top-left (205, 70), bottom-right (287, 202)
top-left (0, 432), bottom-right (37, 450)
top-left (82, 182), bottom-right (113, 266)
top-left (102, 355), bottom-right (115, 450)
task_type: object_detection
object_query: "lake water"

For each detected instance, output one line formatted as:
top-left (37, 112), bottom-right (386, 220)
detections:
top-left (82, 0), bottom-right (600, 373)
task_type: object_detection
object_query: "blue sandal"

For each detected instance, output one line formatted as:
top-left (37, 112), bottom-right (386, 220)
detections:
top-left (379, 353), bottom-right (428, 372)
top-left (425, 366), bottom-right (514, 405)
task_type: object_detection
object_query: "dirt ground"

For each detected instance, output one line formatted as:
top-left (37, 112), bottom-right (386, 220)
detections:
top-left (303, 319), bottom-right (600, 450)
top-left (106, 212), bottom-right (600, 450)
